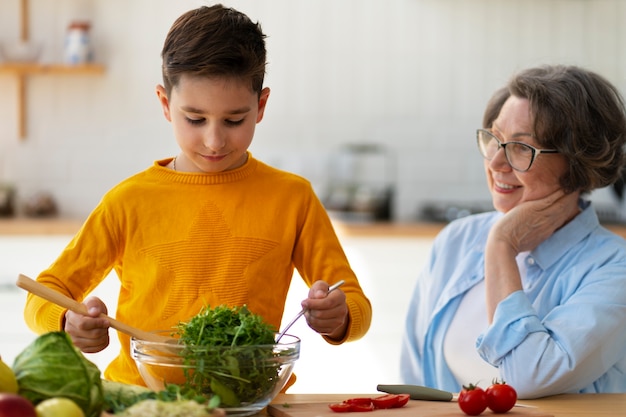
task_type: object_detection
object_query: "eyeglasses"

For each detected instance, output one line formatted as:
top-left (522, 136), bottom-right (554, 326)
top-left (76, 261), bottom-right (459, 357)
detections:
top-left (476, 129), bottom-right (559, 172)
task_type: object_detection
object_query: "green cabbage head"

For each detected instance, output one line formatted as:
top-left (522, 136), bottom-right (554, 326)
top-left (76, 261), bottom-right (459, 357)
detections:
top-left (12, 331), bottom-right (104, 417)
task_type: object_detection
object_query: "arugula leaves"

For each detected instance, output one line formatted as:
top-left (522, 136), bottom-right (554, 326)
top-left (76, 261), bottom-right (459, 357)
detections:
top-left (177, 305), bottom-right (276, 347)
top-left (174, 305), bottom-right (282, 407)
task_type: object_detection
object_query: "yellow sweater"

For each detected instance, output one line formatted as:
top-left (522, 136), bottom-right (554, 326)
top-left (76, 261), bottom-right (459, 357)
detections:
top-left (24, 155), bottom-right (372, 386)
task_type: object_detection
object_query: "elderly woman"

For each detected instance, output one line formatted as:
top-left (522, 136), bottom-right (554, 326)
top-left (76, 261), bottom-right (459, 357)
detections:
top-left (400, 65), bottom-right (626, 399)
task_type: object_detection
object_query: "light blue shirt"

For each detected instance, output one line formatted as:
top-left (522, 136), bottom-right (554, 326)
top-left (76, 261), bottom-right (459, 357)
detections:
top-left (400, 200), bottom-right (626, 398)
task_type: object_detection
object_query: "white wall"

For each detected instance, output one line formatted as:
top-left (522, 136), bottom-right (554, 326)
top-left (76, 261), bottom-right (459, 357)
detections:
top-left (0, 0), bottom-right (624, 221)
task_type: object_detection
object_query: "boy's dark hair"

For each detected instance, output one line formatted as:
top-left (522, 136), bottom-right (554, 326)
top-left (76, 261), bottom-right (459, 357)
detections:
top-left (161, 4), bottom-right (267, 97)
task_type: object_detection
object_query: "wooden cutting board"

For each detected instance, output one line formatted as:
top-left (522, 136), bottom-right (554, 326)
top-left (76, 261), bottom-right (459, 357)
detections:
top-left (267, 400), bottom-right (554, 417)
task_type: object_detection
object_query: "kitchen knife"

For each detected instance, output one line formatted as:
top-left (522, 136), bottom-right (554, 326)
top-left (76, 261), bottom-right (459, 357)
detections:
top-left (377, 384), bottom-right (536, 409)
top-left (377, 384), bottom-right (456, 401)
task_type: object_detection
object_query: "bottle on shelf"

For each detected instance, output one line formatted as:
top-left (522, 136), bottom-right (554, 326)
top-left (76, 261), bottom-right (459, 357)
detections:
top-left (64, 20), bottom-right (93, 65)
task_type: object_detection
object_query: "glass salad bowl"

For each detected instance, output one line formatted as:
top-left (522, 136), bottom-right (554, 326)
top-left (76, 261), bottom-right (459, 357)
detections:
top-left (131, 332), bottom-right (300, 417)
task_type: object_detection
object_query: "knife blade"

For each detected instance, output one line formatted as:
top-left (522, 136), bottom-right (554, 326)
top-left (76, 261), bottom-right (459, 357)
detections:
top-left (377, 384), bottom-right (456, 402)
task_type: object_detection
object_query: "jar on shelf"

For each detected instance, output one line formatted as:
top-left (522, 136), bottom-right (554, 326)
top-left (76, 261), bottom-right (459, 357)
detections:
top-left (64, 21), bottom-right (93, 65)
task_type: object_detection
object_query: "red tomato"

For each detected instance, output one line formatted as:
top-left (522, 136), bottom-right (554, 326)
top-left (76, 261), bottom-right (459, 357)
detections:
top-left (458, 384), bottom-right (488, 416)
top-left (350, 403), bottom-right (375, 412)
top-left (329, 400), bottom-right (374, 412)
top-left (371, 394), bottom-right (410, 409)
top-left (371, 394), bottom-right (398, 409)
top-left (328, 394), bottom-right (409, 413)
top-left (486, 381), bottom-right (517, 413)
top-left (345, 398), bottom-right (373, 406)
top-left (329, 403), bottom-right (353, 412)
top-left (392, 394), bottom-right (410, 408)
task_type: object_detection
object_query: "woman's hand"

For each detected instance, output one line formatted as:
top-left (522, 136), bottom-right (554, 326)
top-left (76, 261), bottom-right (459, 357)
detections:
top-left (484, 190), bottom-right (580, 321)
top-left (301, 280), bottom-right (348, 340)
top-left (489, 190), bottom-right (581, 254)
top-left (64, 296), bottom-right (110, 353)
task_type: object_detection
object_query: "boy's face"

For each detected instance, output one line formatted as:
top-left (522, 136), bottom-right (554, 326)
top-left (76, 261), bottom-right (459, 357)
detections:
top-left (157, 75), bottom-right (269, 173)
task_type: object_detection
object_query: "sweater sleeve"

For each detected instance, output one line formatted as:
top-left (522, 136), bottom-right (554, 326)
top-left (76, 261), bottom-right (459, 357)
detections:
top-left (23, 201), bottom-right (119, 335)
top-left (291, 186), bottom-right (372, 344)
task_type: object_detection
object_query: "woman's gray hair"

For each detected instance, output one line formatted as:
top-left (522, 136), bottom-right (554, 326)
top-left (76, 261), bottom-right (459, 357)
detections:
top-left (508, 65), bottom-right (626, 193)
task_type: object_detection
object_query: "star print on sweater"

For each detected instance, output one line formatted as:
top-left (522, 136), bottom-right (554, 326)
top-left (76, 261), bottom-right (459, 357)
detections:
top-left (141, 201), bottom-right (278, 319)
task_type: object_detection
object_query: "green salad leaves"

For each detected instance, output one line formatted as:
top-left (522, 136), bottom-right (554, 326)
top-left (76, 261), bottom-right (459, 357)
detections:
top-left (12, 331), bottom-right (104, 417)
top-left (174, 305), bottom-right (281, 407)
top-left (102, 379), bottom-right (220, 414)
top-left (177, 305), bottom-right (276, 347)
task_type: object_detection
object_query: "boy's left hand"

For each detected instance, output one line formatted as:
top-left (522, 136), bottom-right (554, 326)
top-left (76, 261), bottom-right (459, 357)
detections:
top-left (301, 280), bottom-right (348, 340)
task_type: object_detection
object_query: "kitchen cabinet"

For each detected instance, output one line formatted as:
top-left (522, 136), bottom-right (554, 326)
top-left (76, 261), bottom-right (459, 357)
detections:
top-left (0, 0), bottom-right (105, 139)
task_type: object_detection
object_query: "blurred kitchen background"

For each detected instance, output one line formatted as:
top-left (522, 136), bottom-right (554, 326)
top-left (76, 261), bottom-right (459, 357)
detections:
top-left (2, 0), bottom-right (626, 394)
top-left (1, 0), bottom-right (626, 222)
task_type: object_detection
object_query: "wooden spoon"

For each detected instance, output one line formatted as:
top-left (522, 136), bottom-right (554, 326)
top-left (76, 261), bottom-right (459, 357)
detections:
top-left (16, 274), bottom-right (173, 344)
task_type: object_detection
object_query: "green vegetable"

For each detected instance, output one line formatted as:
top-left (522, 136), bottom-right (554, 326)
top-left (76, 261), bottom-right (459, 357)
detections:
top-left (174, 305), bottom-right (284, 407)
top-left (102, 379), bottom-right (219, 413)
top-left (12, 331), bottom-right (104, 417)
top-left (178, 305), bottom-right (276, 347)
top-left (102, 379), bottom-right (154, 413)
top-left (117, 399), bottom-right (221, 417)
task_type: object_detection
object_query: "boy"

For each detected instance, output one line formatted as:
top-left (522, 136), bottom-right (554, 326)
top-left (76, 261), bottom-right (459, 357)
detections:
top-left (24, 4), bottom-right (372, 386)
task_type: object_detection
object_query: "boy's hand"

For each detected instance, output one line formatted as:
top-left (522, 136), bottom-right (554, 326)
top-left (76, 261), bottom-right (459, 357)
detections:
top-left (64, 296), bottom-right (110, 353)
top-left (301, 280), bottom-right (348, 340)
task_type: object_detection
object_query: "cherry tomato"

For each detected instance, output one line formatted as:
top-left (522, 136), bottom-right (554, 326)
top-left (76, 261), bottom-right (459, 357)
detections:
top-left (486, 381), bottom-right (517, 413)
top-left (328, 394), bottom-right (409, 412)
top-left (329, 403), bottom-right (353, 412)
top-left (458, 384), bottom-right (488, 416)
top-left (371, 394), bottom-right (410, 409)
top-left (349, 403), bottom-right (375, 412)
top-left (391, 394), bottom-right (410, 408)
top-left (345, 398), bottom-right (373, 406)
top-left (329, 400), bottom-right (374, 412)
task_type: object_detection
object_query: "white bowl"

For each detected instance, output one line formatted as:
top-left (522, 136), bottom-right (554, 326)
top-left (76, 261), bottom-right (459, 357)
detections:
top-left (0, 41), bottom-right (42, 63)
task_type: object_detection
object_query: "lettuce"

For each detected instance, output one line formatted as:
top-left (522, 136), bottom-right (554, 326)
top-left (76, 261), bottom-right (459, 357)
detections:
top-left (12, 331), bottom-right (104, 417)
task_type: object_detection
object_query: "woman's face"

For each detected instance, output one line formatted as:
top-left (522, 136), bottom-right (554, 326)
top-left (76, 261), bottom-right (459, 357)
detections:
top-left (485, 96), bottom-right (570, 213)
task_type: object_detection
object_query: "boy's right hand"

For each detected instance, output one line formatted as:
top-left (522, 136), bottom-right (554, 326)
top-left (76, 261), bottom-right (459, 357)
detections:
top-left (64, 296), bottom-right (110, 353)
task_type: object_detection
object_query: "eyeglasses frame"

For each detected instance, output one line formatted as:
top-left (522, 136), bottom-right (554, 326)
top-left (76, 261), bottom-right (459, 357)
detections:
top-left (476, 128), bottom-right (559, 172)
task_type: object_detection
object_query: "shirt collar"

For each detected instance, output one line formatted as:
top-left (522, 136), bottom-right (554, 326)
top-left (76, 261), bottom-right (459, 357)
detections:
top-left (531, 199), bottom-right (598, 270)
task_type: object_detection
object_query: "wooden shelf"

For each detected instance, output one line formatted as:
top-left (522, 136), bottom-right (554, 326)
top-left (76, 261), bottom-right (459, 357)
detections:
top-left (0, 63), bottom-right (105, 139)
top-left (0, 63), bottom-right (105, 75)
top-left (1, 0), bottom-right (105, 139)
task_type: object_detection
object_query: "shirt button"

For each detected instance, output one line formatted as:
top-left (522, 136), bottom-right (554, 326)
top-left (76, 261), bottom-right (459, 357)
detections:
top-left (527, 257), bottom-right (536, 266)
